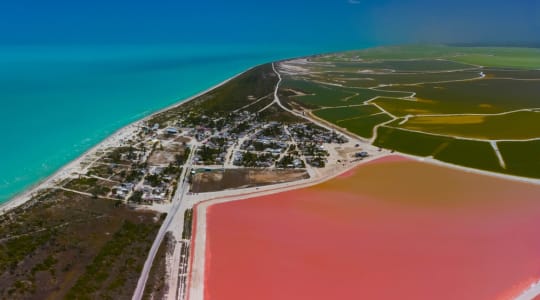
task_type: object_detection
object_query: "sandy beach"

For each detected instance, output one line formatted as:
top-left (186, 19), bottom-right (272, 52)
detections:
top-left (0, 67), bottom-right (254, 215)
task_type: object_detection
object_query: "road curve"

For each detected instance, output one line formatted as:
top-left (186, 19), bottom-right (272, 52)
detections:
top-left (271, 63), bottom-right (338, 134)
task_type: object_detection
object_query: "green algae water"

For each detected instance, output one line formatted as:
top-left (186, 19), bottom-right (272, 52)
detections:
top-left (0, 43), bottom-right (359, 204)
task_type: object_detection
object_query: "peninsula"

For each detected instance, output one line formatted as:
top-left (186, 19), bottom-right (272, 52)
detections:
top-left (1, 45), bottom-right (540, 300)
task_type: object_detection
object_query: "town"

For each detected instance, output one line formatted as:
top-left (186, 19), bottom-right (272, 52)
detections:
top-left (70, 108), bottom-right (357, 207)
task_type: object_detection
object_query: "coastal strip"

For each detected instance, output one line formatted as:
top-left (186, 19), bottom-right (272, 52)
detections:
top-left (0, 67), bottom-right (254, 215)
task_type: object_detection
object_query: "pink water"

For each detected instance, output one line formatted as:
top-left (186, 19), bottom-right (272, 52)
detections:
top-left (204, 156), bottom-right (540, 299)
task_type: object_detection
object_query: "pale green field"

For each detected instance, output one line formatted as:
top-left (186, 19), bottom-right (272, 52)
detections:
top-left (375, 79), bottom-right (540, 115)
top-left (396, 111), bottom-right (540, 140)
top-left (452, 49), bottom-right (540, 69)
top-left (282, 45), bottom-right (540, 178)
top-left (313, 105), bottom-right (392, 138)
top-left (498, 140), bottom-right (540, 178)
top-left (373, 126), bottom-right (503, 172)
top-left (316, 45), bottom-right (540, 69)
top-left (338, 113), bottom-right (393, 139)
top-left (313, 105), bottom-right (381, 123)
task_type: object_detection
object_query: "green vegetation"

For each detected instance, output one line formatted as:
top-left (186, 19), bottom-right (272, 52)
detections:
top-left (397, 111), bottom-right (540, 140)
top-left (0, 231), bottom-right (54, 275)
top-left (317, 45), bottom-right (460, 60)
top-left (182, 209), bottom-right (193, 240)
top-left (314, 105), bottom-right (393, 138)
top-left (452, 49), bottom-right (540, 69)
top-left (107, 146), bottom-right (138, 163)
top-left (145, 174), bottom-right (163, 187)
top-left (330, 70), bottom-right (482, 88)
top-left (317, 45), bottom-right (540, 69)
top-left (346, 88), bottom-right (412, 104)
top-left (276, 155), bottom-right (304, 168)
top-left (257, 104), bottom-right (304, 123)
top-left (434, 138), bottom-right (503, 173)
top-left (0, 189), bottom-right (163, 299)
top-left (330, 59), bottom-right (475, 72)
top-left (499, 140), bottom-right (540, 179)
top-left (128, 191), bottom-right (143, 204)
top-left (2, 44), bottom-right (539, 299)
top-left (242, 96), bottom-right (274, 112)
top-left (484, 69), bottom-right (540, 79)
top-left (66, 219), bottom-right (162, 300)
top-left (372, 78), bottom-right (540, 117)
top-left (374, 127), bottom-right (503, 173)
top-left (373, 97), bottom-right (474, 117)
top-left (64, 177), bottom-right (97, 190)
top-left (281, 79), bottom-right (355, 107)
top-left (32, 254), bottom-right (58, 276)
top-left (374, 126), bottom-right (448, 156)
top-left (198, 144), bottom-right (226, 165)
top-left (283, 45), bottom-right (540, 178)
top-left (381, 79), bottom-right (540, 113)
top-left (193, 64), bottom-right (277, 113)
top-left (239, 151), bottom-right (274, 167)
top-left (313, 105), bottom-right (380, 123)
top-left (143, 233), bottom-right (172, 300)
top-left (281, 79), bottom-right (411, 108)
top-left (338, 113), bottom-right (393, 139)
top-left (149, 64), bottom-right (278, 125)
top-left (64, 177), bottom-right (112, 197)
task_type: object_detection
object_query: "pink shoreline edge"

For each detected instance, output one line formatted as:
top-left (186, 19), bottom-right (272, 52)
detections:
top-left (186, 154), bottom-right (408, 299)
top-left (338, 155), bottom-right (410, 178)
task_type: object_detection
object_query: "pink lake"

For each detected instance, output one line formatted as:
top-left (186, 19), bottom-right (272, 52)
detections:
top-left (203, 156), bottom-right (540, 300)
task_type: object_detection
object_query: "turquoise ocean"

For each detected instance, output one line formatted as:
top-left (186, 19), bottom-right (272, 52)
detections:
top-left (0, 43), bottom-right (363, 204)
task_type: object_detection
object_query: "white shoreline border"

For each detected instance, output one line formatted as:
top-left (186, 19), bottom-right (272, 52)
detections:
top-left (0, 66), bottom-right (255, 215)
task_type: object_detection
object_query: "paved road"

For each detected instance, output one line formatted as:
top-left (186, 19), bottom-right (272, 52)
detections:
top-left (132, 144), bottom-right (197, 300)
top-left (270, 63), bottom-right (343, 134)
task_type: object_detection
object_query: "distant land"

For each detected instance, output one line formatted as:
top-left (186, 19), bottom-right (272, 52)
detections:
top-left (1, 45), bottom-right (539, 300)
top-left (449, 42), bottom-right (540, 48)
top-left (280, 45), bottom-right (540, 179)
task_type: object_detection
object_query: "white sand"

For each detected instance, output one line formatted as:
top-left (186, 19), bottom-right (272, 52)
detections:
top-left (0, 67), bottom-right (254, 215)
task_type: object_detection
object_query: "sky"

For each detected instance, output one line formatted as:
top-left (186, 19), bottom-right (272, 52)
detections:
top-left (0, 0), bottom-right (538, 47)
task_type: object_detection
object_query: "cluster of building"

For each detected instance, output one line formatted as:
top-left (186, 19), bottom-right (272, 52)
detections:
top-left (288, 123), bottom-right (348, 144)
top-left (100, 123), bottom-right (186, 204)
top-left (288, 123), bottom-right (348, 167)
top-left (101, 109), bottom-right (350, 204)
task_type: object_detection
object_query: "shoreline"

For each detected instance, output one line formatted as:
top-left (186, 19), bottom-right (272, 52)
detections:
top-left (0, 66), bottom-right (255, 215)
top-left (186, 153), bottom-right (396, 300)
top-left (189, 153), bottom-right (540, 300)
top-left (3, 54), bottom-right (540, 215)
top-left (186, 153), bottom-right (540, 300)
